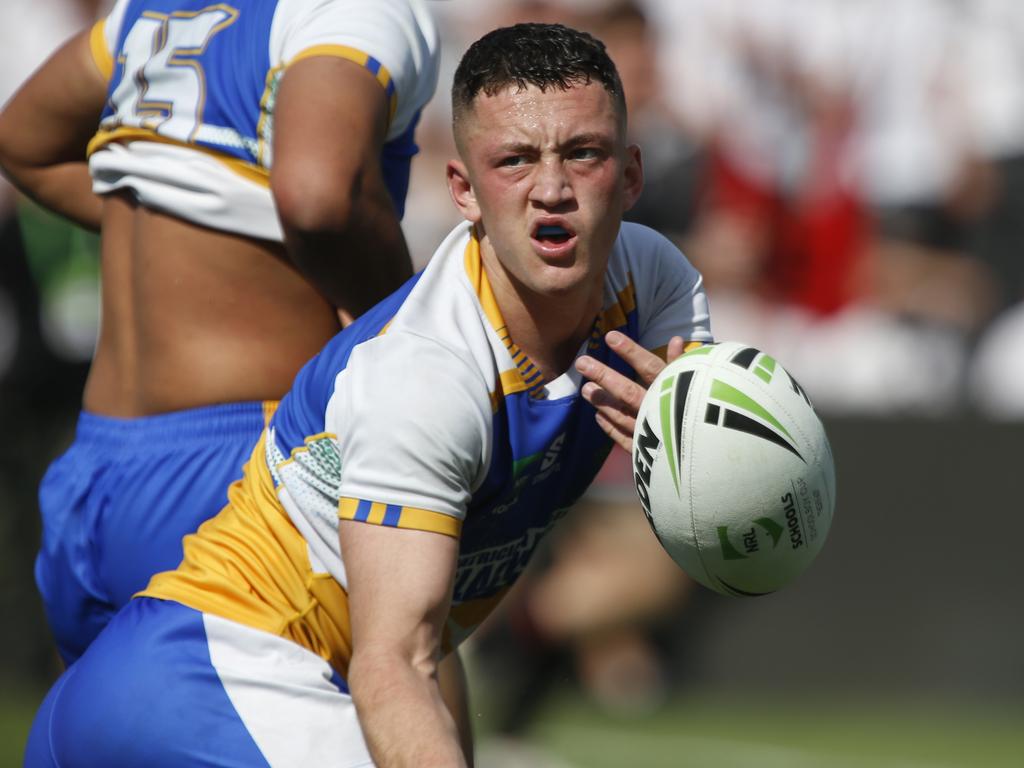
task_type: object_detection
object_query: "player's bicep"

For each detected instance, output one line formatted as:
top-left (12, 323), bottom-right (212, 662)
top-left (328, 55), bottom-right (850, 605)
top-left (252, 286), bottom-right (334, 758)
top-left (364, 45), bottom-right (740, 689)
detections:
top-left (0, 29), bottom-right (108, 170)
top-left (340, 520), bottom-right (458, 664)
top-left (271, 55), bottom-right (390, 229)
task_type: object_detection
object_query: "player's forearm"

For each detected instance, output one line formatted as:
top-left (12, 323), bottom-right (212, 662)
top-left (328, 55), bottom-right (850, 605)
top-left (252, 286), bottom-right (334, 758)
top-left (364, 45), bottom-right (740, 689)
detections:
top-left (348, 649), bottom-right (467, 768)
top-left (0, 160), bottom-right (102, 231)
top-left (438, 651), bottom-right (475, 767)
top-left (0, 31), bottom-right (108, 232)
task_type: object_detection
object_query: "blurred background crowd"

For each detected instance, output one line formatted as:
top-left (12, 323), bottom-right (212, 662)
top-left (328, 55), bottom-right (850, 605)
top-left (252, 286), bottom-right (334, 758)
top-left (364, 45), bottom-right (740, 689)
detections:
top-left (8, 0), bottom-right (1024, 422)
top-left (2, 0), bottom-right (1023, 764)
top-left (407, 0), bottom-right (1024, 420)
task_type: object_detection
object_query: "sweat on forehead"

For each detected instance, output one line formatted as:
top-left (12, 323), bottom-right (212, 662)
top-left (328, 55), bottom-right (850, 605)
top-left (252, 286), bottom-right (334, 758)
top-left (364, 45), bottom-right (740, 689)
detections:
top-left (451, 23), bottom-right (626, 124)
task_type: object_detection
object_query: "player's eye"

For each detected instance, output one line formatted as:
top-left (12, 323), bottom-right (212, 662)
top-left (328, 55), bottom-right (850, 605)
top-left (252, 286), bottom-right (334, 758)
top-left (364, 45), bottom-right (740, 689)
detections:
top-left (568, 147), bottom-right (601, 161)
top-left (498, 154), bottom-right (528, 168)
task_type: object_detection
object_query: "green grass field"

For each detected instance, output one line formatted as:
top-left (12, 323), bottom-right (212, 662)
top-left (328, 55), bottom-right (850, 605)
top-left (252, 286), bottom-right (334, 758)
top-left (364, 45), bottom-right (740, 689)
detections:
top-left (5, 686), bottom-right (1023, 767)
top-left (470, 686), bottom-right (1024, 768)
top-left (503, 690), bottom-right (1024, 768)
top-left (1, 688), bottom-right (40, 768)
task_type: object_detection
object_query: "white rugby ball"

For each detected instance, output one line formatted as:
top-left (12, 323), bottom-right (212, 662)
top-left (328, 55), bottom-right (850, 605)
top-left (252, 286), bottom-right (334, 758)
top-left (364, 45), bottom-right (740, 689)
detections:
top-left (632, 341), bottom-right (835, 596)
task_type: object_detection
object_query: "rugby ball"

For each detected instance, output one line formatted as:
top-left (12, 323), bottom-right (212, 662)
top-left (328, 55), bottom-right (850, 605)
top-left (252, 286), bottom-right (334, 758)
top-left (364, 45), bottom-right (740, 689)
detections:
top-left (631, 341), bottom-right (835, 596)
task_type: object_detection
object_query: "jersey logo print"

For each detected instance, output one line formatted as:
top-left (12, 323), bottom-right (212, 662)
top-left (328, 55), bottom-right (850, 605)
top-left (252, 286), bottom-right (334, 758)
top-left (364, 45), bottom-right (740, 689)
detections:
top-left (539, 432), bottom-right (565, 472)
top-left (453, 522), bottom-right (562, 603)
top-left (105, 4), bottom-right (240, 145)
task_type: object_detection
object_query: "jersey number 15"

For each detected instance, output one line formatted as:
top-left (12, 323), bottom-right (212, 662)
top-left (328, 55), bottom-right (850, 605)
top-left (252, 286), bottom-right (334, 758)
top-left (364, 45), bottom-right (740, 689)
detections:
top-left (107, 4), bottom-right (239, 143)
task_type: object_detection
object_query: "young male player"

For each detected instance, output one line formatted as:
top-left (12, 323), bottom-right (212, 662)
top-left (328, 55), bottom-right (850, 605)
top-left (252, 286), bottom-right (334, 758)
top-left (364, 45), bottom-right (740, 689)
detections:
top-left (0, 0), bottom-right (439, 664)
top-left (24, 23), bottom-right (712, 767)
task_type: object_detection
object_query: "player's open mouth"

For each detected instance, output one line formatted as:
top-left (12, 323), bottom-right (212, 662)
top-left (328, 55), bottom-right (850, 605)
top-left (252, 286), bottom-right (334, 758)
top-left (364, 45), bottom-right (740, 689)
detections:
top-left (531, 222), bottom-right (577, 257)
top-left (534, 224), bottom-right (573, 243)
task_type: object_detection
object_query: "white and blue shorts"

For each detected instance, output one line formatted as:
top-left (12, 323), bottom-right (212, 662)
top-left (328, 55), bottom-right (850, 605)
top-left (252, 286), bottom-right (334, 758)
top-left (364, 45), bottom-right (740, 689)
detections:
top-left (25, 597), bottom-right (373, 767)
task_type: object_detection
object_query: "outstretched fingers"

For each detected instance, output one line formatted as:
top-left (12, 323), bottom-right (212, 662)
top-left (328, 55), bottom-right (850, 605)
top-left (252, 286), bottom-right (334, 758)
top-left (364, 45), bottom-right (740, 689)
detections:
top-left (608, 331), bottom-right (667, 387)
top-left (581, 381), bottom-right (635, 452)
top-left (576, 331), bottom-right (685, 453)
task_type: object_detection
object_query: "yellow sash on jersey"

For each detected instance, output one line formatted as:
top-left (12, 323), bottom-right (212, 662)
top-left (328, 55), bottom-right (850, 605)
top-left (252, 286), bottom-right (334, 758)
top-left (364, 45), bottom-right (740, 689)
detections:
top-left (140, 432), bottom-right (355, 677)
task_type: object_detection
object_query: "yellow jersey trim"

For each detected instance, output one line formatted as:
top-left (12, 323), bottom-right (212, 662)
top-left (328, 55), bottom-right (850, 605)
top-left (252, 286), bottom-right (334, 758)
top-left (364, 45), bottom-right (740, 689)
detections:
top-left (288, 44), bottom-right (398, 126)
top-left (463, 230), bottom-right (549, 405)
top-left (462, 227), bottom-right (504, 331)
top-left (89, 21), bottom-right (114, 80)
top-left (262, 400), bottom-right (280, 426)
top-left (650, 340), bottom-right (706, 363)
top-left (255, 62), bottom-right (285, 166)
top-left (86, 127), bottom-right (270, 186)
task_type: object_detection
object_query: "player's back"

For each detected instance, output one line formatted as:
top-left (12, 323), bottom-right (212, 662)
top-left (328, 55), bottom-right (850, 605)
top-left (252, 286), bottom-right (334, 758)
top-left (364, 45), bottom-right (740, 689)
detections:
top-left (86, 192), bottom-right (338, 415)
top-left (84, 0), bottom-right (438, 416)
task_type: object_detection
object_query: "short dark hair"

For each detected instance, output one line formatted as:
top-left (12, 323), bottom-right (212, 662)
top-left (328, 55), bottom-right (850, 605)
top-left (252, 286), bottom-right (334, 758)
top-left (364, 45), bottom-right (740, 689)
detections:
top-left (451, 23), bottom-right (625, 126)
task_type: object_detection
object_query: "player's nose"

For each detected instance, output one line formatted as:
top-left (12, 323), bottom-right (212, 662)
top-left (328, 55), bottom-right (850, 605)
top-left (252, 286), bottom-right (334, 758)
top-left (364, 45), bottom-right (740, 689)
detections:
top-left (528, 158), bottom-right (573, 208)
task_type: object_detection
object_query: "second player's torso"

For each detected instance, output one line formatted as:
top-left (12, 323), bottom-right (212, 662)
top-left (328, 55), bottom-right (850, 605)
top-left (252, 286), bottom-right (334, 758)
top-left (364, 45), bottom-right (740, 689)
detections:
top-left (84, 191), bottom-right (340, 416)
top-left (83, 0), bottom-right (439, 415)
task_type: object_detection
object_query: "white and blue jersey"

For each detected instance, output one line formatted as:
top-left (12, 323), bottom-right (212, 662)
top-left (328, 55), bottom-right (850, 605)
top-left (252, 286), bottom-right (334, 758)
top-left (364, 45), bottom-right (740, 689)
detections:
top-left (86, 0), bottom-right (439, 239)
top-left (142, 221), bottom-right (713, 671)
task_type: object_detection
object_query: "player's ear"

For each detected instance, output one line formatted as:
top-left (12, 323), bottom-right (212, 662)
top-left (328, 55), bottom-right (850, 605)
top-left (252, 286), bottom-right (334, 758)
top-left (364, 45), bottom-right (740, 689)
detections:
top-left (621, 144), bottom-right (644, 212)
top-left (447, 159), bottom-right (481, 223)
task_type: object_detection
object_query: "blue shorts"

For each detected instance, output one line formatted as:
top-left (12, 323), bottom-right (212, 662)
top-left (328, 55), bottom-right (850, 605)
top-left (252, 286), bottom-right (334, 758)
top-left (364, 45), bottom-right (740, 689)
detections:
top-left (25, 598), bottom-right (369, 768)
top-left (36, 402), bottom-right (270, 665)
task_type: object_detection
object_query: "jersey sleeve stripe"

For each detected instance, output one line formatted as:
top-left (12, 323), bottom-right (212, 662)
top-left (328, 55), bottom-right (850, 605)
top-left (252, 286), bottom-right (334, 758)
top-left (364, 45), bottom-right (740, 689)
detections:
top-left (89, 20), bottom-right (114, 80)
top-left (350, 498), bottom-right (373, 522)
top-left (288, 44), bottom-right (398, 125)
top-left (339, 498), bottom-right (462, 538)
top-left (382, 505), bottom-right (402, 527)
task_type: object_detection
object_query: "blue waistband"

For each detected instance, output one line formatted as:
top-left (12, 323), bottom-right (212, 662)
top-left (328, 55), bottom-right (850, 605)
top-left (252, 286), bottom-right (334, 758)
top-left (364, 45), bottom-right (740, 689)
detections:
top-left (73, 402), bottom-right (272, 450)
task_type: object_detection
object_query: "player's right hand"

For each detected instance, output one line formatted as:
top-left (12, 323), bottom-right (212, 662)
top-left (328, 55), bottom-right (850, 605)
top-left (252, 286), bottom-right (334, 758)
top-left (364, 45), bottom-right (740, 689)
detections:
top-left (575, 331), bottom-right (687, 453)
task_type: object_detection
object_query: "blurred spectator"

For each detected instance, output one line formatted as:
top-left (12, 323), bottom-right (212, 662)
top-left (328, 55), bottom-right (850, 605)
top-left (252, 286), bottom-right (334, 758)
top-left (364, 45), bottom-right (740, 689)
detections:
top-left (962, 0), bottom-right (1024, 313)
top-left (959, 0), bottom-right (1024, 420)
top-left (582, 1), bottom-right (705, 241)
top-left (837, 0), bottom-right (998, 335)
top-left (642, 0), bottom-right (1011, 416)
top-left (646, 0), bottom-right (869, 316)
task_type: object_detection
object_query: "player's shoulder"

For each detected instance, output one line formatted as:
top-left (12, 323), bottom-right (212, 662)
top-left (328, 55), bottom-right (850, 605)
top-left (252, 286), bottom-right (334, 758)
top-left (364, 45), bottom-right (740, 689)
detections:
top-left (271, 0), bottom-right (431, 26)
top-left (334, 327), bottom-right (493, 460)
top-left (343, 247), bottom-right (494, 410)
top-left (271, 0), bottom-right (439, 67)
top-left (614, 221), bottom-right (687, 260)
top-left (609, 221), bottom-right (702, 287)
top-left (271, 0), bottom-right (439, 135)
top-left (352, 326), bottom-right (486, 388)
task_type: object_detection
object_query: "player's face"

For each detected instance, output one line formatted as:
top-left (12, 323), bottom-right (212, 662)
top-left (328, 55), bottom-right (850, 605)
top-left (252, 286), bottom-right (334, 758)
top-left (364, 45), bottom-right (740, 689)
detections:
top-left (448, 82), bottom-right (643, 301)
